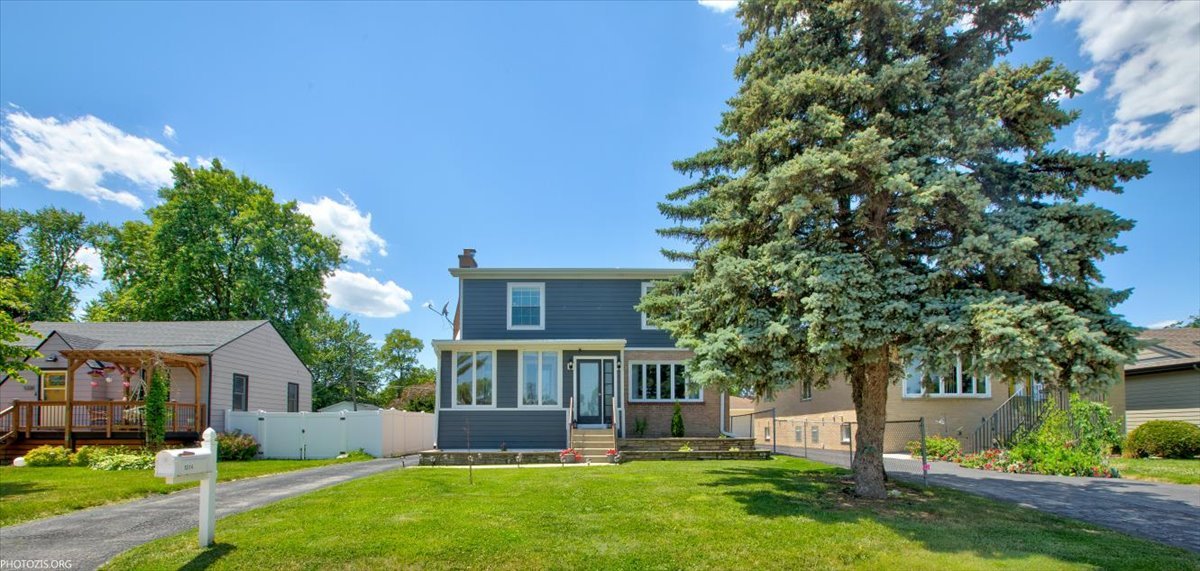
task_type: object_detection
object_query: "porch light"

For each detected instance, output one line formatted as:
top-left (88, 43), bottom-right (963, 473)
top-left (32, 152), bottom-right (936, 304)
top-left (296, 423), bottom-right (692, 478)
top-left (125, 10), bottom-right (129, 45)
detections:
top-left (106, 376), bottom-right (114, 383)
top-left (567, 362), bottom-right (574, 372)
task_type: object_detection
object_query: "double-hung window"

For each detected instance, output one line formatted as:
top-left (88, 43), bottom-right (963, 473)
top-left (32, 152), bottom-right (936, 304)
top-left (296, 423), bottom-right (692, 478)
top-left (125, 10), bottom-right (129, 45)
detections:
top-left (507, 283), bottom-right (545, 330)
top-left (801, 380), bottom-right (813, 400)
top-left (640, 282), bottom-right (658, 330)
top-left (286, 382), bottom-right (300, 412)
top-left (232, 374), bottom-right (249, 411)
top-left (904, 356), bottom-right (990, 398)
top-left (520, 351), bottom-right (560, 407)
top-left (455, 351), bottom-right (494, 407)
top-left (628, 362), bottom-right (702, 402)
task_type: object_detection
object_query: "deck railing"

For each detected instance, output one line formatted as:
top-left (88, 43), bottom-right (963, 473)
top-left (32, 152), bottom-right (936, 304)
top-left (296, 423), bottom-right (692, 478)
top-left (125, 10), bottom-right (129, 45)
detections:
top-left (9, 401), bottom-right (205, 439)
top-left (0, 406), bottom-right (14, 446)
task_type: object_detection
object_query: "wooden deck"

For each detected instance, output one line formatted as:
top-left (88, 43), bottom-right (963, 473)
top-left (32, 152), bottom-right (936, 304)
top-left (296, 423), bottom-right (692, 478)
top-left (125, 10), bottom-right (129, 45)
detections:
top-left (0, 401), bottom-right (204, 461)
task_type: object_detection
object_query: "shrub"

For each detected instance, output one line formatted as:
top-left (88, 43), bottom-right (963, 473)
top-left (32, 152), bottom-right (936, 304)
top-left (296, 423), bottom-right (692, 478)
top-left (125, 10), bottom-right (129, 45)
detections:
top-left (217, 430), bottom-right (261, 461)
top-left (91, 452), bottom-right (155, 471)
top-left (71, 445), bottom-right (102, 467)
top-left (1124, 421), bottom-right (1200, 459)
top-left (1003, 395), bottom-right (1120, 477)
top-left (670, 402), bottom-right (685, 438)
top-left (633, 417), bottom-right (648, 437)
top-left (678, 442), bottom-right (693, 452)
top-left (906, 435), bottom-right (961, 461)
top-left (23, 445), bottom-right (72, 467)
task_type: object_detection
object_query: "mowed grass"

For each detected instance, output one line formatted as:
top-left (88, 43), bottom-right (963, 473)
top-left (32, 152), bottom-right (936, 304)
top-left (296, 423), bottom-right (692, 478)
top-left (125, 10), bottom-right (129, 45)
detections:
top-left (1111, 457), bottom-right (1200, 485)
top-left (106, 457), bottom-right (1199, 570)
top-left (0, 457), bottom-right (367, 527)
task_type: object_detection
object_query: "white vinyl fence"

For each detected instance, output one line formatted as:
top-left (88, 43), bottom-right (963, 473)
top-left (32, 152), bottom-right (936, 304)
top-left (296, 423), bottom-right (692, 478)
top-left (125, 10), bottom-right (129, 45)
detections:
top-left (224, 409), bottom-right (435, 459)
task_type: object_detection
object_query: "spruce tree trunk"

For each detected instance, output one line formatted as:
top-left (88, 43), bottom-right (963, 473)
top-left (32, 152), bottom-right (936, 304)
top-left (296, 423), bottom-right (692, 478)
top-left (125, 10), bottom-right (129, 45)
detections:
top-left (850, 347), bottom-right (890, 499)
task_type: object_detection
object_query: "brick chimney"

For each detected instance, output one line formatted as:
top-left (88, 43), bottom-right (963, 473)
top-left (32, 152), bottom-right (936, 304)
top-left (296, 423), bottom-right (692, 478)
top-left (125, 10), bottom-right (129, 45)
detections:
top-left (458, 248), bottom-right (478, 268)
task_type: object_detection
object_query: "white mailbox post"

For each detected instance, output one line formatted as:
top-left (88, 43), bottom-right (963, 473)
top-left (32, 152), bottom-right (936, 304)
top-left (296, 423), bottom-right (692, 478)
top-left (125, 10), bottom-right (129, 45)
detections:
top-left (155, 427), bottom-right (219, 547)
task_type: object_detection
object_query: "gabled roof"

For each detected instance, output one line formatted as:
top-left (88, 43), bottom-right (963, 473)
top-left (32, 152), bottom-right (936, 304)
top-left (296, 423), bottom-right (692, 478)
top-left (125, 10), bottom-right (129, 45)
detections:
top-left (1127, 328), bottom-right (1200, 375)
top-left (20, 321), bottom-right (269, 355)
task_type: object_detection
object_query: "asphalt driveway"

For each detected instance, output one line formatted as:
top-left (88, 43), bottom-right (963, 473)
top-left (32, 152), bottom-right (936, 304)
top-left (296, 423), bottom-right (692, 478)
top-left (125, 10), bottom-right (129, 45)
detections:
top-left (0, 456), bottom-right (414, 570)
top-left (779, 446), bottom-right (1200, 553)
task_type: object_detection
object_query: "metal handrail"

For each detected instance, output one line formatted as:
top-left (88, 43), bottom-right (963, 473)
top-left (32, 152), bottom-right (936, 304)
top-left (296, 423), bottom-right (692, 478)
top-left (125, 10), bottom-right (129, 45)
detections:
top-left (566, 396), bottom-right (574, 451)
top-left (611, 395), bottom-right (618, 446)
top-left (966, 389), bottom-right (1068, 453)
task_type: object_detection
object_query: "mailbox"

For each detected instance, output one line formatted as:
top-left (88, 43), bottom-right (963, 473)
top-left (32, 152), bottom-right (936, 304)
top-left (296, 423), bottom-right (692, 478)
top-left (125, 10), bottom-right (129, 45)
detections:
top-left (155, 448), bottom-right (215, 484)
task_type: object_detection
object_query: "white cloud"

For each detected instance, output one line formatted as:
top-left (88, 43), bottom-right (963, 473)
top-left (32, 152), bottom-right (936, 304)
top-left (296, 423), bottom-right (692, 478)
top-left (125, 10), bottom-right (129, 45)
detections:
top-left (162, 124), bottom-right (176, 140)
top-left (194, 156), bottom-right (212, 168)
top-left (0, 110), bottom-right (183, 209)
top-left (325, 269), bottom-right (412, 318)
top-left (1076, 69), bottom-right (1100, 94)
top-left (1072, 125), bottom-right (1100, 151)
top-left (75, 245), bottom-right (104, 280)
top-left (1146, 319), bottom-right (1181, 329)
top-left (0, 174), bottom-right (15, 187)
top-left (297, 194), bottom-right (387, 264)
top-left (698, 0), bottom-right (738, 13)
top-left (1057, 1), bottom-right (1200, 155)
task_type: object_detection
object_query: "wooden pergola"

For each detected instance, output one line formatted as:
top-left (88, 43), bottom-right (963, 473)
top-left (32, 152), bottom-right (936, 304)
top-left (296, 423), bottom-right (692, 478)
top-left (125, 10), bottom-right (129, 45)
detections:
top-left (58, 349), bottom-right (208, 443)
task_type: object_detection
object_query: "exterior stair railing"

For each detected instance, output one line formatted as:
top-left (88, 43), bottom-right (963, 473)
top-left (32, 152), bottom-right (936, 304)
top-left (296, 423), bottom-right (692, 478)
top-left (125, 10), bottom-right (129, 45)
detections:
top-left (965, 388), bottom-right (1070, 454)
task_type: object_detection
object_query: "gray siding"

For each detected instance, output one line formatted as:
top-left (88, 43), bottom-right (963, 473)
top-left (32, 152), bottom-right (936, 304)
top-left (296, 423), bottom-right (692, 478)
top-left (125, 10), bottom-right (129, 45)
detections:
top-left (1126, 370), bottom-right (1200, 431)
top-left (439, 350), bottom-right (453, 408)
top-left (209, 323), bottom-right (312, 432)
top-left (461, 279), bottom-right (675, 346)
top-left (437, 410), bottom-right (567, 449)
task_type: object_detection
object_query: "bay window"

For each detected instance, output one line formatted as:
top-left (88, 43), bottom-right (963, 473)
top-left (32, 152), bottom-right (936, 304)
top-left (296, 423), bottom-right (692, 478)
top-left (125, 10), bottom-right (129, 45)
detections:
top-left (520, 351), bottom-right (560, 407)
top-left (455, 351), bottom-right (494, 407)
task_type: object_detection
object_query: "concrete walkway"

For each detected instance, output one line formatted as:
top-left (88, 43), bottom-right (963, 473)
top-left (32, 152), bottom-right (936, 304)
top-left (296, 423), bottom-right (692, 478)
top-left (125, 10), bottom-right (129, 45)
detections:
top-left (778, 446), bottom-right (1200, 553)
top-left (0, 456), bottom-right (414, 570)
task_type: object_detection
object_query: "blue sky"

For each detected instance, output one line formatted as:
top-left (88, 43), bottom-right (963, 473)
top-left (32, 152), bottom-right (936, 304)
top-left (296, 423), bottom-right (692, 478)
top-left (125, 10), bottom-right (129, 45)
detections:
top-left (1, 1), bottom-right (1197, 367)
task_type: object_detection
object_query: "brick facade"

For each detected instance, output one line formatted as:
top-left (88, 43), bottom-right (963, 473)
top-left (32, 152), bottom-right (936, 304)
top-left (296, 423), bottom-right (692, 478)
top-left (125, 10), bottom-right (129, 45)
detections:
top-left (623, 349), bottom-right (726, 437)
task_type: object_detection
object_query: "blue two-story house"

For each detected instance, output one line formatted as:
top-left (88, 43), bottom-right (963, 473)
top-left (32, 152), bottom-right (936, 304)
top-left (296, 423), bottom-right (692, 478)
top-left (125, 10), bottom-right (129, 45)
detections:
top-left (432, 249), bottom-right (731, 450)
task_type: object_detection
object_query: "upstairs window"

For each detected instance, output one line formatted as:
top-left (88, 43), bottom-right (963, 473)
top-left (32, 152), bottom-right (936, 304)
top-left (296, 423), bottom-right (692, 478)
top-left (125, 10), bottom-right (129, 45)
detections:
top-left (507, 283), bottom-right (545, 330)
top-left (904, 357), bottom-right (990, 398)
top-left (801, 380), bottom-right (813, 400)
top-left (455, 351), bottom-right (494, 407)
top-left (640, 282), bottom-right (659, 330)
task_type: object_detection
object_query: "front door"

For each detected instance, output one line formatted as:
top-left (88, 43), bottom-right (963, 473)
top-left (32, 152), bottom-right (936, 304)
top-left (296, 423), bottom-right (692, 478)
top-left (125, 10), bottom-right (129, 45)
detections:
top-left (575, 359), bottom-right (614, 426)
top-left (40, 371), bottom-right (67, 428)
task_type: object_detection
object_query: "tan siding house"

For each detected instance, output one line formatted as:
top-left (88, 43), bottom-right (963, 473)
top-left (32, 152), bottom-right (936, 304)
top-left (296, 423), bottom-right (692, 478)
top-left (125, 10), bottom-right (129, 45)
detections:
top-left (1124, 328), bottom-right (1200, 432)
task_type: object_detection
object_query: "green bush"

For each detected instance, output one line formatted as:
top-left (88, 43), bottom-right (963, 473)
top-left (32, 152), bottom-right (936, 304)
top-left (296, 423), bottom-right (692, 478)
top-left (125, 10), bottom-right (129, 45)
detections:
top-left (906, 435), bottom-right (961, 461)
top-left (23, 445), bottom-right (73, 467)
top-left (91, 452), bottom-right (155, 471)
top-left (670, 402), bottom-right (685, 438)
top-left (144, 366), bottom-right (170, 448)
top-left (1124, 421), bottom-right (1200, 459)
top-left (1005, 395), bottom-right (1120, 477)
top-left (217, 430), bottom-right (261, 461)
top-left (70, 445), bottom-right (102, 467)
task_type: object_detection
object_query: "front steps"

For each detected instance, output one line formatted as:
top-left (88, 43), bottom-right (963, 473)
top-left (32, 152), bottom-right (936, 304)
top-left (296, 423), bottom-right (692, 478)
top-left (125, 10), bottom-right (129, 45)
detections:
top-left (572, 428), bottom-right (616, 462)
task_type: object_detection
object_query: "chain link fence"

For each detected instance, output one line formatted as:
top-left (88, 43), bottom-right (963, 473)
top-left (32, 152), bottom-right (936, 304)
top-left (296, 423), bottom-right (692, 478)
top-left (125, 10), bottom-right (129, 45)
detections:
top-left (730, 410), bottom-right (931, 485)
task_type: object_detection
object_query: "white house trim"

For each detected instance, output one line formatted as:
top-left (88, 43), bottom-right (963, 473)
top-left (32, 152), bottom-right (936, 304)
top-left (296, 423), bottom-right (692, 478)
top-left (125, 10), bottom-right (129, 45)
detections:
top-left (517, 349), bottom-right (564, 409)
top-left (506, 282), bottom-right (546, 331)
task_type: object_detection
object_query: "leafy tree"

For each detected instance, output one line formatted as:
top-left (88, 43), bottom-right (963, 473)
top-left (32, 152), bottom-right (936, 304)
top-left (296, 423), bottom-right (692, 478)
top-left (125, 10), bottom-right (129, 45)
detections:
top-left (389, 382), bottom-right (436, 413)
top-left (143, 365), bottom-right (170, 449)
top-left (88, 160), bottom-right (341, 356)
top-left (379, 365), bottom-right (436, 406)
top-left (304, 312), bottom-right (382, 410)
top-left (377, 328), bottom-right (429, 402)
top-left (1, 207), bottom-right (101, 321)
top-left (643, 0), bottom-right (1147, 498)
top-left (0, 278), bottom-right (41, 379)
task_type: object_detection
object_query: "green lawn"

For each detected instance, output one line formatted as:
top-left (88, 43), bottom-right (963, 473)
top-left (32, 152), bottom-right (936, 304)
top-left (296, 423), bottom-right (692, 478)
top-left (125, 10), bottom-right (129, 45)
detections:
top-left (0, 457), bottom-right (368, 527)
top-left (105, 457), bottom-right (1198, 570)
top-left (1111, 457), bottom-right (1200, 485)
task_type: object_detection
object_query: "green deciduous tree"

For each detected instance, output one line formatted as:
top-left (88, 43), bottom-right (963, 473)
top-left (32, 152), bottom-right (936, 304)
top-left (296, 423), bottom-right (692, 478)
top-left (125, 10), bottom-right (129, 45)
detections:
top-left (0, 278), bottom-right (41, 379)
top-left (304, 312), bottom-right (382, 410)
top-left (643, 0), bottom-right (1147, 498)
top-left (88, 160), bottom-right (341, 357)
top-left (376, 328), bottom-right (430, 403)
top-left (1, 207), bottom-right (102, 321)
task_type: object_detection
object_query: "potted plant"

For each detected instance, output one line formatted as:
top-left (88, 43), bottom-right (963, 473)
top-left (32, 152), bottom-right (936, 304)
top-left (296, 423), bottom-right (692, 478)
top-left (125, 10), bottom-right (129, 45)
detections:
top-left (560, 448), bottom-right (581, 464)
top-left (605, 449), bottom-right (619, 464)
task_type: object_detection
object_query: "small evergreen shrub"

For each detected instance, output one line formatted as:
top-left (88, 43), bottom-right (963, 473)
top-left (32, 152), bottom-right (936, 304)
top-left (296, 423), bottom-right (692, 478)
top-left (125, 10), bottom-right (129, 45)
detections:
top-left (906, 435), bottom-right (961, 461)
top-left (143, 367), bottom-right (170, 448)
top-left (23, 445), bottom-right (72, 466)
top-left (670, 402), bottom-right (685, 438)
top-left (217, 430), bottom-right (261, 461)
top-left (633, 417), bottom-right (648, 437)
top-left (1124, 421), bottom-right (1200, 459)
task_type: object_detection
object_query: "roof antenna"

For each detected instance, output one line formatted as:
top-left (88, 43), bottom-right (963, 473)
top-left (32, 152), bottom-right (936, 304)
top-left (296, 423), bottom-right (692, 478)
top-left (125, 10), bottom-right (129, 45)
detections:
top-left (423, 301), bottom-right (453, 327)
